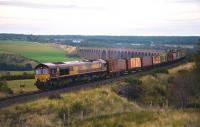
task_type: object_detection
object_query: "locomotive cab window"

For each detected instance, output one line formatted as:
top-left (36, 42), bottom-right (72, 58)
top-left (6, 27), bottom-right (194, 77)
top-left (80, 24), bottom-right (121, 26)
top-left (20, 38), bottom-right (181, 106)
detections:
top-left (35, 67), bottom-right (49, 74)
top-left (35, 68), bottom-right (42, 74)
top-left (43, 68), bottom-right (49, 74)
top-left (60, 68), bottom-right (69, 75)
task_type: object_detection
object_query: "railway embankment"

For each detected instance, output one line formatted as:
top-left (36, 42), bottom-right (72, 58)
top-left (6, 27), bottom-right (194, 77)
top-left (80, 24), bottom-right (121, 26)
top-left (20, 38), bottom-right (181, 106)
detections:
top-left (0, 62), bottom-right (199, 127)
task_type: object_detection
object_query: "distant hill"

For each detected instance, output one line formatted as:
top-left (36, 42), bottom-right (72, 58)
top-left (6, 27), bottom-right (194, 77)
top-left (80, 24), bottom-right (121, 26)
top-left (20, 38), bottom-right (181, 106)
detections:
top-left (0, 33), bottom-right (199, 45)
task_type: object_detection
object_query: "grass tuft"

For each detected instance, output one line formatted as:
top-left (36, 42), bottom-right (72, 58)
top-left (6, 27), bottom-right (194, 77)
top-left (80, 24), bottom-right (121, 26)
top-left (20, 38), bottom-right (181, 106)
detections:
top-left (48, 93), bottom-right (62, 100)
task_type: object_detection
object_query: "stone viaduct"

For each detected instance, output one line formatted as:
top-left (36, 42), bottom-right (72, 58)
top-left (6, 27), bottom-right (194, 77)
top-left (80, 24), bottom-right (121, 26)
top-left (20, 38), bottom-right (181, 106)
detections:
top-left (78, 47), bottom-right (166, 60)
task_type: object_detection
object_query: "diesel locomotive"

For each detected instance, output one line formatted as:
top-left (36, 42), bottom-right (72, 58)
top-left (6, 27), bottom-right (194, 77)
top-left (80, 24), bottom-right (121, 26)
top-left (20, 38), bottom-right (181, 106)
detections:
top-left (34, 50), bottom-right (185, 90)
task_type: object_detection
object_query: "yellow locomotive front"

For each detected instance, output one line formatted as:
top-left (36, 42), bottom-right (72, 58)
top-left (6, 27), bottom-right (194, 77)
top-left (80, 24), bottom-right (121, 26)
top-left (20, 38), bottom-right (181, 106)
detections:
top-left (34, 64), bottom-right (53, 89)
top-left (35, 67), bottom-right (50, 82)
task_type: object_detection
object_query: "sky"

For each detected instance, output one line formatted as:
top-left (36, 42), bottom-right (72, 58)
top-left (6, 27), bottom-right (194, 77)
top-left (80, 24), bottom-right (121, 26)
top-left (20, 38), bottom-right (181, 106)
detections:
top-left (0, 0), bottom-right (200, 35)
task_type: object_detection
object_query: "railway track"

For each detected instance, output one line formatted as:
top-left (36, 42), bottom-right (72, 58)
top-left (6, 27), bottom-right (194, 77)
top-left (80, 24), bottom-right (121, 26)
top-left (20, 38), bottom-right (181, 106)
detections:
top-left (0, 60), bottom-right (186, 109)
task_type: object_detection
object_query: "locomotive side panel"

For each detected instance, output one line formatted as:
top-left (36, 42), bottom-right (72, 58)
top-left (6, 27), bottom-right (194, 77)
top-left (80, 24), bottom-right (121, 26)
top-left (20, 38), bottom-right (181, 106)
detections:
top-left (70, 61), bottom-right (106, 75)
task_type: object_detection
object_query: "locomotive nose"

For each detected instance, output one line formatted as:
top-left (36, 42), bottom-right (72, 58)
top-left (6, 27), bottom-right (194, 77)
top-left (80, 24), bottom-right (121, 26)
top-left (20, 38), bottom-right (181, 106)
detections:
top-left (35, 74), bottom-right (50, 82)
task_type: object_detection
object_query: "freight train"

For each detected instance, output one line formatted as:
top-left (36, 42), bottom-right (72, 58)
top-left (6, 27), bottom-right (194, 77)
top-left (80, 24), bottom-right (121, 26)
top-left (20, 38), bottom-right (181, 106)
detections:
top-left (34, 49), bottom-right (185, 90)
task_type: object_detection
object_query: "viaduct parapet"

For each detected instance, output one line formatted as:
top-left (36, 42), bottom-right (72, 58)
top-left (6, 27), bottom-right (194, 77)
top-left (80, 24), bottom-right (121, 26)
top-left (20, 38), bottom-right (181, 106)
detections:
top-left (78, 47), bottom-right (166, 60)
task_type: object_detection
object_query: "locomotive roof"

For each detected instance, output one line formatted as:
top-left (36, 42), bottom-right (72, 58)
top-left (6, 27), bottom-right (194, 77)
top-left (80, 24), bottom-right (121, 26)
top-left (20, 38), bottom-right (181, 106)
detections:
top-left (35, 59), bottom-right (106, 69)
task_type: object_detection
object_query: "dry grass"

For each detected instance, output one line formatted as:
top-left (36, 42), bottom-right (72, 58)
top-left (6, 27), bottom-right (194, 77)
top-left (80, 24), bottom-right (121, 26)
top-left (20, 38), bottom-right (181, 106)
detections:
top-left (0, 86), bottom-right (140, 127)
top-left (1, 84), bottom-right (199, 127)
top-left (0, 62), bottom-right (199, 127)
top-left (73, 110), bottom-right (200, 127)
top-left (169, 62), bottom-right (195, 74)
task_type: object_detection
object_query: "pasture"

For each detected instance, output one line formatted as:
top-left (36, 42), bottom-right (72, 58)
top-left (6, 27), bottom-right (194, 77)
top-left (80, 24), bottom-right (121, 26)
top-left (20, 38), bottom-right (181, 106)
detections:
top-left (0, 71), bottom-right (34, 77)
top-left (0, 79), bottom-right (36, 98)
top-left (0, 40), bottom-right (79, 63)
top-left (6, 79), bottom-right (36, 93)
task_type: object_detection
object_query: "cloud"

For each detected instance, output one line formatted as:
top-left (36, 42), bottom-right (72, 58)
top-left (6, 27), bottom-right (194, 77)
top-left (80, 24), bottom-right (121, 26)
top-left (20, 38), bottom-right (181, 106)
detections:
top-left (0, 1), bottom-right (95, 9)
top-left (172, 0), bottom-right (200, 3)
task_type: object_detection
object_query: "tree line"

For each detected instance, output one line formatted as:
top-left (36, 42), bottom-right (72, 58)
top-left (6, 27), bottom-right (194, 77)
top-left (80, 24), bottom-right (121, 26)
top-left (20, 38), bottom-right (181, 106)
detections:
top-left (0, 33), bottom-right (199, 45)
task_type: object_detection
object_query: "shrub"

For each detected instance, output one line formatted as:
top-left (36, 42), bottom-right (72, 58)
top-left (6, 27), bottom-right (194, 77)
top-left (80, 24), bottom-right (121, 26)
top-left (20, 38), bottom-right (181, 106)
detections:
top-left (118, 77), bottom-right (144, 100)
top-left (168, 71), bottom-right (200, 108)
top-left (20, 84), bottom-right (26, 88)
top-left (0, 81), bottom-right (13, 94)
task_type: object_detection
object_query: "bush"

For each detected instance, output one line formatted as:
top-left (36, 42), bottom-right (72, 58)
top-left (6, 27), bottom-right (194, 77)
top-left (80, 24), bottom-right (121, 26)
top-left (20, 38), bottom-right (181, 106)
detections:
top-left (118, 77), bottom-right (144, 100)
top-left (0, 81), bottom-right (13, 94)
top-left (167, 71), bottom-right (200, 108)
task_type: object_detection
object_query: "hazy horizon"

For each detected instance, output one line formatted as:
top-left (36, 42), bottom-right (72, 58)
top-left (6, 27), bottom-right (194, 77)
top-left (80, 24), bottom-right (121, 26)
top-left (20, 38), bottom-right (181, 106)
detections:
top-left (0, 33), bottom-right (200, 36)
top-left (0, 0), bottom-right (200, 36)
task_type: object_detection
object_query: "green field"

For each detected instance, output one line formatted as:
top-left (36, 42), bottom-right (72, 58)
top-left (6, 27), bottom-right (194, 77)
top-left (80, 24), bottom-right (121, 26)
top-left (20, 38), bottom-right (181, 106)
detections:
top-left (0, 40), bottom-right (79, 63)
top-left (0, 79), bottom-right (36, 98)
top-left (7, 79), bottom-right (36, 93)
top-left (0, 71), bottom-right (34, 77)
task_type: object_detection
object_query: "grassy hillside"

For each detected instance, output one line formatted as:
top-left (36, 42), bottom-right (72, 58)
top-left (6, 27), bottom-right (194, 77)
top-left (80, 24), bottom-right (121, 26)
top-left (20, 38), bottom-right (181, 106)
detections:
top-left (73, 110), bottom-right (200, 127)
top-left (0, 83), bottom-right (199, 127)
top-left (0, 87), bottom-right (140, 127)
top-left (0, 62), bottom-right (199, 127)
top-left (0, 40), bottom-right (79, 63)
